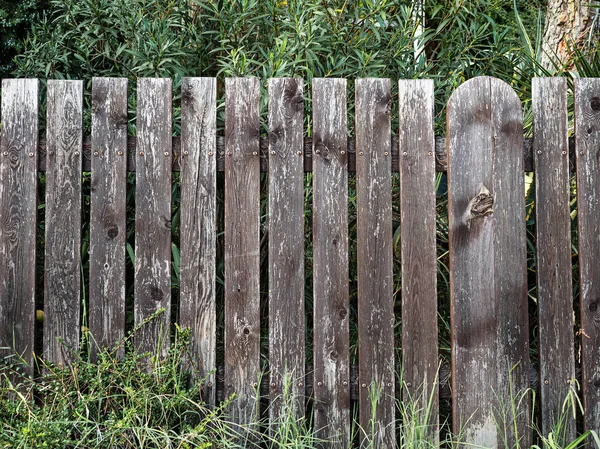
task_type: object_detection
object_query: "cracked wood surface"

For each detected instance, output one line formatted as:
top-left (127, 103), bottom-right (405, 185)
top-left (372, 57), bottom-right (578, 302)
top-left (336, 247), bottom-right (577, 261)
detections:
top-left (448, 76), bottom-right (529, 449)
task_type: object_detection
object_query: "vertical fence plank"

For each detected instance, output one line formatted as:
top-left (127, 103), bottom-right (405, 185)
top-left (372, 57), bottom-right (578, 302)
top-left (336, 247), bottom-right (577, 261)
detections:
top-left (0, 79), bottom-right (38, 377)
top-left (180, 77), bottom-right (217, 405)
top-left (448, 76), bottom-right (529, 448)
top-left (355, 78), bottom-right (394, 448)
top-left (134, 78), bottom-right (172, 359)
top-left (224, 77), bottom-right (261, 427)
top-left (575, 78), bottom-right (600, 445)
top-left (89, 78), bottom-right (128, 360)
top-left (533, 77), bottom-right (575, 439)
top-left (312, 78), bottom-right (350, 447)
top-left (399, 79), bottom-right (439, 435)
top-left (268, 78), bottom-right (305, 424)
top-left (44, 80), bottom-right (83, 366)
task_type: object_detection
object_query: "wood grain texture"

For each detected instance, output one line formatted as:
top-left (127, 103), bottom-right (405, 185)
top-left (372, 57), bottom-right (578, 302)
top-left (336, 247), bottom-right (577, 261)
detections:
top-left (398, 79), bottom-right (438, 437)
top-left (355, 78), bottom-right (394, 448)
top-left (267, 78), bottom-right (305, 425)
top-left (179, 77), bottom-right (217, 405)
top-left (224, 78), bottom-right (261, 427)
top-left (312, 78), bottom-right (350, 448)
top-left (532, 77), bottom-right (575, 439)
top-left (0, 79), bottom-right (38, 377)
top-left (448, 76), bottom-right (529, 448)
top-left (89, 78), bottom-right (128, 361)
top-left (134, 78), bottom-right (172, 360)
top-left (44, 80), bottom-right (83, 366)
top-left (575, 78), bottom-right (600, 445)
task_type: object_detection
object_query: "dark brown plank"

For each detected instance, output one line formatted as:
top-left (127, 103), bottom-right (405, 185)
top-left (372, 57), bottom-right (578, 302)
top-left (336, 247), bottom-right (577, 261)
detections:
top-left (267, 78), bottom-right (305, 425)
top-left (224, 77), bottom-right (261, 427)
top-left (575, 78), bottom-right (600, 445)
top-left (355, 78), bottom-right (394, 448)
top-left (0, 79), bottom-right (39, 377)
top-left (399, 79), bottom-right (439, 436)
top-left (134, 78), bottom-right (172, 360)
top-left (533, 77), bottom-right (575, 439)
top-left (44, 80), bottom-right (83, 366)
top-left (89, 78), bottom-right (128, 360)
top-left (312, 78), bottom-right (350, 447)
top-left (35, 135), bottom-right (555, 174)
top-left (179, 77), bottom-right (217, 405)
top-left (448, 76), bottom-right (529, 448)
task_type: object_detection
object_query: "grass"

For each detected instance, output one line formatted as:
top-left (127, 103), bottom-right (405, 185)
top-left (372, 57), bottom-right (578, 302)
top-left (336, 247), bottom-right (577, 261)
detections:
top-left (3, 322), bottom-right (598, 449)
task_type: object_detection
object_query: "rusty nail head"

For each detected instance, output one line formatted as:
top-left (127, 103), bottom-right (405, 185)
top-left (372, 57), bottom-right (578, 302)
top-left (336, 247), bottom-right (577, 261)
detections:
top-left (93, 151), bottom-right (99, 156)
top-left (298, 382), bottom-right (304, 387)
top-left (361, 383), bottom-right (367, 388)
top-left (271, 151), bottom-right (276, 155)
top-left (384, 151), bottom-right (389, 156)
top-left (49, 151), bottom-right (54, 156)
top-left (342, 381), bottom-right (348, 386)
top-left (406, 382), bottom-right (412, 387)
top-left (252, 151), bottom-right (258, 156)
top-left (207, 382), bottom-right (213, 387)
top-left (2, 151), bottom-right (7, 156)
top-left (183, 151), bottom-right (189, 155)
top-left (297, 151), bottom-right (302, 156)
top-left (387, 382), bottom-right (392, 387)
top-left (359, 151), bottom-right (364, 156)
top-left (164, 152), bottom-right (169, 156)
top-left (562, 150), bottom-right (567, 155)
top-left (340, 150), bottom-right (345, 155)
top-left (227, 151), bottom-right (232, 156)
top-left (428, 151), bottom-right (433, 156)
top-left (537, 150), bottom-right (542, 155)
top-left (29, 152), bottom-right (34, 157)
top-left (227, 383), bottom-right (232, 388)
top-left (567, 379), bottom-right (571, 384)
top-left (117, 151), bottom-right (123, 156)
top-left (271, 382), bottom-right (276, 388)
top-left (402, 151), bottom-right (408, 156)
top-left (74, 151), bottom-right (80, 156)
top-left (315, 149), bottom-right (321, 154)
top-left (580, 151), bottom-right (585, 156)
top-left (139, 151), bottom-right (144, 156)
top-left (317, 381), bottom-right (323, 387)
top-left (544, 379), bottom-right (549, 385)
top-left (208, 151), bottom-right (213, 156)
top-left (252, 382), bottom-right (258, 388)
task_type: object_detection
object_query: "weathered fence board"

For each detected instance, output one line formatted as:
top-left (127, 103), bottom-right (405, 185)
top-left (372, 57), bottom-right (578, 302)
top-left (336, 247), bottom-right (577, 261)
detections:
top-left (575, 78), bottom-right (600, 445)
top-left (398, 79), bottom-right (439, 435)
top-left (44, 80), bottom-right (83, 366)
top-left (448, 76), bottom-right (529, 448)
top-left (533, 77), bottom-right (576, 439)
top-left (179, 77), bottom-right (217, 405)
top-left (355, 78), bottom-right (394, 448)
top-left (224, 78), bottom-right (261, 427)
top-left (312, 78), bottom-right (350, 447)
top-left (267, 78), bottom-right (305, 425)
top-left (134, 78), bottom-right (172, 359)
top-left (0, 79), bottom-right (38, 376)
top-left (89, 78), bottom-right (128, 360)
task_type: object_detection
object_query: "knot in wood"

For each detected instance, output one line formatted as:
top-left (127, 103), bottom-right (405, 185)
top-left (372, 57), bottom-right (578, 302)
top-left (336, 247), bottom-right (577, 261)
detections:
top-left (465, 185), bottom-right (494, 229)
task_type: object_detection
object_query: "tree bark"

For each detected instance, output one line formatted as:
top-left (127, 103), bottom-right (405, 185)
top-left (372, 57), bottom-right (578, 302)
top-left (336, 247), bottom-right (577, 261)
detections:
top-left (541, 0), bottom-right (595, 71)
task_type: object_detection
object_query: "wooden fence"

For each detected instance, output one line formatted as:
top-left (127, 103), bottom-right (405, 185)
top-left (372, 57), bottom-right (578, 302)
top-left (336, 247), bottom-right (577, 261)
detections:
top-left (0, 76), bottom-right (599, 448)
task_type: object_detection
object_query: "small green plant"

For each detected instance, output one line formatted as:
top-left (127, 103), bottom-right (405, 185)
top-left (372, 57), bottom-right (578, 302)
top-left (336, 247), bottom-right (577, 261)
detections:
top-left (0, 319), bottom-right (237, 449)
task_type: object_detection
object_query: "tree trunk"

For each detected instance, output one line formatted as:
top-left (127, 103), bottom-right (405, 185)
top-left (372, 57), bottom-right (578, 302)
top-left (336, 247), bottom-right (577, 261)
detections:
top-left (541, 0), bottom-right (595, 71)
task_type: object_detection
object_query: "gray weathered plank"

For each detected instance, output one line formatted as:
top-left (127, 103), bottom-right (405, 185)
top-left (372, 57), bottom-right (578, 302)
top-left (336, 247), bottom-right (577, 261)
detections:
top-left (355, 78), bottom-right (394, 448)
top-left (134, 78), bottom-right (172, 360)
top-left (448, 76), bottom-right (529, 448)
top-left (575, 78), bottom-right (600, 446)
top-left (312, 78), bottom-right (350, 447)
top-left (89, 78), bottom-right (128, 360)
top-left (44, 80), bottom-right (83, 366)
top-left (268, 78), bottom-right (305, 425)
top-left (224, 77), bottom-right (261, 427)
top-left (532, 77), bottom-right (575, 439)
top-left (399, 79), bottom-right (439, 437)
top-left (179, 77), bottom-right (217, 405)
top-left (0, 79), bottom-right (39, 377)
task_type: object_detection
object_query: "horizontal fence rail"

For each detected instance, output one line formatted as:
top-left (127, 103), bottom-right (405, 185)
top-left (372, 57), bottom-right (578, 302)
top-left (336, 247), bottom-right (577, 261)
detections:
top-left (1, 76), bottom-right (599, 448)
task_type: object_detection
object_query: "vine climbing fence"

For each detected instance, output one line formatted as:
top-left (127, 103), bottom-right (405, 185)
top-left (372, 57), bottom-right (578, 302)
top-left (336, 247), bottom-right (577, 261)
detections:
top-left (0, 76), bottom-right (599, 448)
